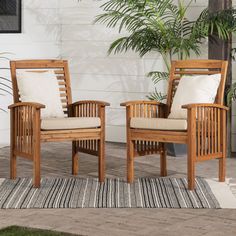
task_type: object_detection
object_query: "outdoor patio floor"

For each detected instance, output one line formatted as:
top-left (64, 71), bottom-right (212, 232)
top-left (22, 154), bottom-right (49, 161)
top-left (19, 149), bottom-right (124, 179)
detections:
top-left (0, 142), bottom-right (236, 236)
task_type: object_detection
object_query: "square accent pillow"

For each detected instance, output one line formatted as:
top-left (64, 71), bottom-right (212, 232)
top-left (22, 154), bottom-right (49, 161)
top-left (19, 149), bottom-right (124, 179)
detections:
top-left (168, 74), bottom-right (221, 119)
top-left (16, 70), bottom-right (65, 118)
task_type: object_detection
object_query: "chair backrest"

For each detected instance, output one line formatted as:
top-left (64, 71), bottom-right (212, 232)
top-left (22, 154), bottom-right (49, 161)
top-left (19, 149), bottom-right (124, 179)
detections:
top-left (166, 60), bottom-right (228, 115)
top-left (10, 60), bottom-right (72, 115)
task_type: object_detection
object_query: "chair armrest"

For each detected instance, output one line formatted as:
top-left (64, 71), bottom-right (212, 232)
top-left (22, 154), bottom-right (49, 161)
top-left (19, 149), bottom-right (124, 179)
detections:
top-left (68, 100), bottom-right (110, 119)
top-left (120, 100), bottom-right (166, 107)
top-left (182, 103), bottom-right (228, 125)
top-left (182, 103), bottom-right (229, 111)
top-left (69, 100), bottom-right (110, 108)
top-left (9, 102), bottom-right (42, 154)
top-left (121, 100), bottom-right (167, 119)
top-left (182, 103), bottom-right (227, 157)
top-left (8, 102), bottom-right (45, 110)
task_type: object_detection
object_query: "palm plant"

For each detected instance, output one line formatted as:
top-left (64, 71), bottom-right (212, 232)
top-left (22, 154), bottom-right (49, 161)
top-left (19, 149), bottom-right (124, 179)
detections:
top-left (95, 0), bottom-right (236, 100)
top-left (0, 52), bottom-right (12, 112)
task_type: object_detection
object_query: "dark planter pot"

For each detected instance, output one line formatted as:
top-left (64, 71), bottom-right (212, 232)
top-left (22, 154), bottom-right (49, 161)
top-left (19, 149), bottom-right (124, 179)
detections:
top-left (166, 143), bottom-right (187, 157)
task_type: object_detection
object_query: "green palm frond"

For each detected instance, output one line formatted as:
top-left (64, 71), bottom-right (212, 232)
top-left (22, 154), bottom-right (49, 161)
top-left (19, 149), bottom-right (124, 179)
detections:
top-left (193, 8), bottom-right (236, 40)
top-left (147, 71), bottom-right (169, 84)
top-left (95, 0), bottom-right (173, 32)
top-left (95, 0), bottom-right (181, 57)
top-left (95, 0), bottom-right (236, 101)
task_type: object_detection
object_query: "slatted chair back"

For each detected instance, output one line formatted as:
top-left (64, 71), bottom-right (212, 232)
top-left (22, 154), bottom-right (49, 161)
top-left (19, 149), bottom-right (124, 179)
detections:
top-left (166, 60), bottom-right (228, 116)
top-left (10, 60), bottom-right (72, 116)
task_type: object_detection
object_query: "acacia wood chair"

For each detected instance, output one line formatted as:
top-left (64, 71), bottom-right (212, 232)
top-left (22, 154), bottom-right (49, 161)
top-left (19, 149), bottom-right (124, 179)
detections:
top-left (9, 60), bottom-right (110, 187)
top-left (121, 60), bottom-right (228, 190)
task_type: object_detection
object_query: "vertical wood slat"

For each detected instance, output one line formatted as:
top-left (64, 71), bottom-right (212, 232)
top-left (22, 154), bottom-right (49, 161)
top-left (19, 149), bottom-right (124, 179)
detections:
top-left (129, 103), bottom-right (159, 156)
top-left (218, 109), bottom-right (221, 153)
top-left (211, 108), bottom-right (214, 154)
top-left (197, 107), bottom-right (201, 157)
top-left (204, 108), bottom-right (207, 156)
top-left (13, 105), bottom-right (35, 155)
top-left (73, 102), bottom-right (101, 154)
top-left (207, 108), bottom-right (210, 154)
top-left (214, 108), bottom-right (218, 152)
top-left (196, 106), bottom-right (224, 159)
top-left (201, 108), bottom-right (204, 156)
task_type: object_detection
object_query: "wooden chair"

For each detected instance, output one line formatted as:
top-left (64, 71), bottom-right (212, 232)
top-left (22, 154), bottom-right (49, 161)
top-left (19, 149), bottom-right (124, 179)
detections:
top-left (121, 60), bottom-right (228, 190)
top-left (9, 60), bottom-right (110, 187)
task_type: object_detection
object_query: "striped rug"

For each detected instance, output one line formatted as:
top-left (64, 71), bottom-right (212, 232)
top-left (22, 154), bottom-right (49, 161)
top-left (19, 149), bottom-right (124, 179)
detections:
top-left (0, 177), bottom-right (219, 209)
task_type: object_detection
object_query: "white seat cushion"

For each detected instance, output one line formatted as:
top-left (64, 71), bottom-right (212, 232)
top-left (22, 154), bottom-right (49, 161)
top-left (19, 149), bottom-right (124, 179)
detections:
top-left (168, 74), bottom-right (221, 119)
top-left (130, 117), bottom-right (187, 131)
top-left (16, 70), bottom-right (64, 118)
top-left (41, 117), bottom-right (101, 130)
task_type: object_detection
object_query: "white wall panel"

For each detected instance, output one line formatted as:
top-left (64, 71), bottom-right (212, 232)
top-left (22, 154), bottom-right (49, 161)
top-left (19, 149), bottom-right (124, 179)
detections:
top-left (72, 90), bottom-right (150, 109)
top-left (70, 74), bottom-right (157, 93)
top-left (24, 0), bottom-right (59, 9)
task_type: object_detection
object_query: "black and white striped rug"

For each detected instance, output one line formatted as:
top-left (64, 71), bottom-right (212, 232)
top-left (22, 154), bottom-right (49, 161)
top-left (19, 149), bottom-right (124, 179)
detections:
top-left (0, 177), bottom-right (220, 209)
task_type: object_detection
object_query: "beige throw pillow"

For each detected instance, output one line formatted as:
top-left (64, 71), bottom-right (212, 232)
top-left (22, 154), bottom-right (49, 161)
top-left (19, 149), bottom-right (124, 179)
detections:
top-left (16, 70), bottom-right (65, 118)
top-left (168, 74), bottom-right (221, 119)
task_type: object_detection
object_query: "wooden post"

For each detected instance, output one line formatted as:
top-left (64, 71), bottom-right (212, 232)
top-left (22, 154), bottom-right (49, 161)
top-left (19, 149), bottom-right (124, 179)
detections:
top-left (126, 106), bottom-right (135, 183)
top-left (10, 109), bottom-right (16, 179)
top-left (33, 109), bottom-right (41, 188)
top-left (208, 0), bottom-right (232, 157)
top-left (187, 108), bottom-right (197, 190)
top-left (72, 141), bottom-right (79, 175)
top-left (98, 106), bottom-right (105, 182)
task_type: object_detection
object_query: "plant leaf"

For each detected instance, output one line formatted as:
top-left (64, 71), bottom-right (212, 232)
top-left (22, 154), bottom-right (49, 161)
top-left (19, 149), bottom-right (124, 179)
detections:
top-left (147, 71), bottom-right (169, 84)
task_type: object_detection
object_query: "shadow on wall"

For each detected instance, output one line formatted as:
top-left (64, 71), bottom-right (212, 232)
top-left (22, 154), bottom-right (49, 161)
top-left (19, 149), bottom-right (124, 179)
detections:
top-left (0, 56), bottom-right (11, 147)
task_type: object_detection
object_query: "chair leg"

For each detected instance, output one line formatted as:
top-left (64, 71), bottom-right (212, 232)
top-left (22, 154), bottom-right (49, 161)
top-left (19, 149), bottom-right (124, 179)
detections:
top-left (219, 156), bottom-right (226, 182)
top-left (33, 147), bottom-right (41, 188)
top-left (72, 141), bottom-right (79, 175)
top-left (98, 139), bottom-right (105, 182)
top-left (219, 112), bottom-right (226, 182)
top-left (10, 110), bottom-right (16, 180)
top-left (159, 143), bottom-right (167, 177)
top-left (10, 149), bottom-right (17, 180)
top-left (187, 150), bottom-right (195, 190)
top-left (127, 140), bottom-right (135, 183)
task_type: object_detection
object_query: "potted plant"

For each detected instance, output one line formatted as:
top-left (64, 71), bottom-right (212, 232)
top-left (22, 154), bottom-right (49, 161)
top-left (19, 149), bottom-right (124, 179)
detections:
top-left (95, 0), bottom-right (236, 156)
